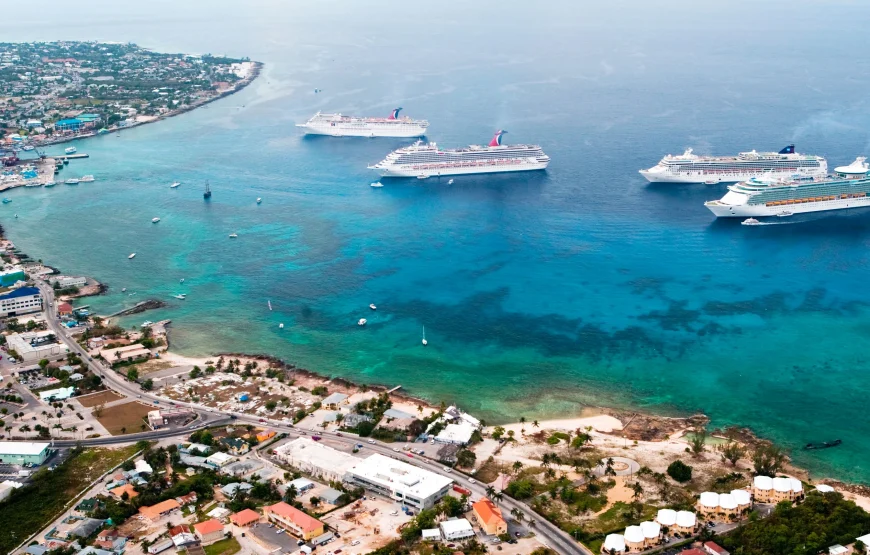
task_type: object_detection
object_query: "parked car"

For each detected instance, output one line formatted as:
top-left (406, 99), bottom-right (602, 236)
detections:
top-left (368, 439), bottom-right (375, 444)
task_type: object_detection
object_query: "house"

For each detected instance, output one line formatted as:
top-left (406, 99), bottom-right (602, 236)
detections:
top-left (193, 519), bottom-right (225, 545)
top-left (263, 502), bottom-right (325, 540)
top-left (176, 492), bottom-right (198, 506)
top-left (439, 519), bottom-right (474, 541)
top-left (180, 442), bottom-right (212, 455)
top-left (602, 534), bottom-right (626, 554)
top-left (76, 498), bottom-right (101, 513)
top-left (169, 524), bottom-right (197, 547)
top-left (135, 460), bottom-right (153, 474)
top-left (680, 550), bottom-right (707, 555)
top-left (422, 529), bottom-right (442, 541)
top-left (146, 539), bottom-right (174, 554)
top-left (219, 437), bottom-right (250, 455)
top-left (57, 302), bottom-right (73, 315)
top-left (472, 498), bottom-right (507, 536)
top-left (704, 542), bottom-right (730, 555)
top-left (321, 392), bottom-right (348, 408)
top-left (94, 529), bottom-right (127, 552)
top-left (139, 499), bottom-right (181, 521)
top-left (623, 526), bottom-right (645, 552)
top-left (288, 477), bottom-right (315, 494)
top-left (221, 482), bottom-right (253, 497)
top-left (207, 507), bottom-right (231, 520)
top-left (70, 518), bottom-right (104, 538)
top-left (828, 546), bottom-right (848, 555)
top-left (318, 488), bottom-right (344, 505)
top-left (4, 330), bottom-right (67, 362)
top-left (76, 549), bottom-right (114, 555)
top-left (109, 484), bottom-right (138, 500)
top-left (99, 344), bottom-right (152, 365)
top-left (229, 508), bottom-right (260, 527)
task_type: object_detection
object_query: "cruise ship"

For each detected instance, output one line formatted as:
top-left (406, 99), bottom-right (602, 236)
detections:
top-left (368, 131), bottom-right (550, 178)
top-left (296, 108), bottom-right (428, 137)
top-left (705, 157), bottom-right (870, 218)
top-left (640, 145), bottom-right (827, 184)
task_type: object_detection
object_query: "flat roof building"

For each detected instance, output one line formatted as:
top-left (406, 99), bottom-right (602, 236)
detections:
top-left (345, 453), bottom-right (453, 510)
top-left (0, 287), bottom-right (42, 318)
top-left (439, 518), bottom-right (474, 541)
top-left (40, 386), bottom-right (75, 402)
top-left (275, 438), bottom-right (359, 482)
top-left (6, 330), bottom-right (67, 363)
top-left (0, 442), bottom-right (51, 465)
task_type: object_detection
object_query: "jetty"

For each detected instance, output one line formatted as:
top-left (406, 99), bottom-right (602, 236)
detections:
top-left (107, 299), bottom-right (167, 318)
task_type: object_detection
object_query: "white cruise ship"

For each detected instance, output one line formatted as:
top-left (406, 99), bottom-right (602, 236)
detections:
top-left (368, 131), bottom-right (550, 178)
top-left (640, 145), bottom-right (827, 184)
top-left (296, 108), bottom-right (428, 137)
top-left (705, 157), bottom-right (870, 218)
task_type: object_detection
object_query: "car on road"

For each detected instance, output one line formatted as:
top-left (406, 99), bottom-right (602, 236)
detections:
top-left (469, 478), bottom-right (476, 484)
top-left (351, 540), bottom-right (361, 546)
top-left (276, 529), bottom-right (285, 535)
top-left (336, 432), bottom-right (343, 436)
top-left (392, 447), bottom-right (400, 452)
top-left (367, 439), bottom-right (375, 444)
top-left (443, 467), bottom-right (451, 472)
top-left (312, 436), bottom-right (322, 441)
top-left (405, 453), bottom-right (413, 458)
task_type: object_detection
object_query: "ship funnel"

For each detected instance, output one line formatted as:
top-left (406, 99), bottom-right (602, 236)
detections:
top-left (489, 130), bottom-right (507, 147)
top-left (779, 144), bottom-right (795, 154)
top-left (388, 107), bottom-right (402, 120)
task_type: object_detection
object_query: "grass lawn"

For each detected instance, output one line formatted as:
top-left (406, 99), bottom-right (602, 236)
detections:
top-left (94, 401), bottom-right (152, 435)
top-left (203, 537), bottom-right (241, 555)
top-left (76, 389), bottom-right (124, 407)
top-left (0, 445), bottom-right (139, 554)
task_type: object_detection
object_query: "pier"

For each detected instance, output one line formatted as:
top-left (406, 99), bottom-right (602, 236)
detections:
top-left (55, 153), bottom-right (90, 160)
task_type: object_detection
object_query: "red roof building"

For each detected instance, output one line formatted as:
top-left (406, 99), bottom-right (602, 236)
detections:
top-left (230, 508), bottom-right (260, 527)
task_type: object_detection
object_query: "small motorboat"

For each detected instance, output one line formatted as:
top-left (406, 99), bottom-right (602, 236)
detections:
top-left (65, 178), bottom-right (79, 185)
top-left (369, 304), bottom-right (377, 311)
top-left (180, 278), bottom-right (185, 284)
top-left (62, 159), bottom-right (69, 165)
top-left (422, 325), bottom-right (428, 346)
top-left (170, 181), bottom-right (181, 188)
top-left (741, 218), bottom-right (761, 226)
top-left (152, 217), bottom-right (161, 223)
top-left (256, 197), bottom-right (262, 204)
top-left (776, 211), bottom-right (794, 217)
top-left (65, 146), bottom-right (77, 154)
top-left (370, 182), bottom-right (384, 188)
top-left (14, 214), bottom-right (18, 219)
top-left (121, 288), bottom-right (127, 292)
top-left (128, 253), bottom-right (136, 259)
top-left (279, 323), bottom-right (284, 329)
top-left (21, 145), bottom-right (34, 151)
top-left (2, 198), bottom-right (11, 204)
top-left (358, 318), bottom-right (367, 326)
top-left (79, 175), bottom-right (95, 182)
top-left (704, 179), bottom-right (719, 185)
top-left (44, 181), bottom-right (56, 188)
top-left (268, 300), bottom-right (273, 311)
top-left (447, 179), bottom-right (454, 185)
top-left (416, 175), bottom-right (429, 180)
top-left (173, 294), bottom-right (186, 300)
top-left (142, 321), bottom-right (153, 327)
top-left (229, 233), bottom-right (238, 238)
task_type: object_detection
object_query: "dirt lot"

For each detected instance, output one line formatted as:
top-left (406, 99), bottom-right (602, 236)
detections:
top-left (320, 496), bottom-right (413, 553)
top-left (76, 390), bottom-right (124, 408)
top-left (95, 401), bottom-right (153, 435)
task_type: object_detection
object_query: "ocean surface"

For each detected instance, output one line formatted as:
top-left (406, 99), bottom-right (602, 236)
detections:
top-left (4, 0), bottom-right (870, 482)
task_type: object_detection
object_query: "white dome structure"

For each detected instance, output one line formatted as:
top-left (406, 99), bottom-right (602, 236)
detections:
top-left (731, 489), bottom-right (751, 506)
top-left (675, 511), bottom-right (696, 529)
top-left (624, 525), bottom-right (645, 546)
top-left (790, 478), bottom-right (803, 493)
top-left (699, 491), bottom-right (720, 508)
top-left (718, 493), bottom-right (738, 510)
top-left (640, 521), bottom-right (661, 540)
top-left (656, 509), bottom-right (677, 526)
top-left (753, 475), bottom-right (773, 490)
top-left (816, 484), bottom-right (835, 493)
top-left (772, 477), bottom-right (792, 492)
top-left (603, 534), bottom-right (626, 553)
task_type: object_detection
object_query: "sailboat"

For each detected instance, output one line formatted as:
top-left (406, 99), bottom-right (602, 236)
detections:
top-left (257, 198), bottom-right (262, 204)
top-left (203, 181), bottom-right (212, 199)
top-left (422, 325), bottom-right (428, 346)
top-left (268, 300), bottom-right (273, 311)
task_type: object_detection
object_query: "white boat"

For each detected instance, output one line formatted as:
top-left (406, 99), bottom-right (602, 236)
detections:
top-left (180, 278), bottom-right (185, 283)
top-left (65, 146), bottom-right (77, 154)
top-left (370, 182), bottom-right (384, 188)
top-left (422, 325), bottom-right (428, 346)
top-left (128, 253), bottom-right (136, 259)
top-left (741, 218), bottom-right (761, 226)
top-left (21, 145), bottom-right (34, 151)
top-left (121, 288), bottom-right (127, 292)
top-left (369, 303), bottom-right (377, 310)
top-left (79, 175), bottom-right (95, 182)
top-left (65, 178), bottom-right (79, 185)
top-left (268, 300), bottom-right (273, 311)
top-left (142, 321), bottom-right (153, 327)
top-left (416, 175), bottom-right (429, 180)
top-left (447, 179), bottom-right (454, 185)
top-left (296, 108), bottom-right (428, 138)
top-left (152, 217), bottom-right (161, 223)
top-left (229, 233), bottom-right (238, 238)
top-left (776, 211), bottom-right (794, 217)
top-left (173, 294), bottom-right (186, 300)
top-left (358, 318), bottom-right (367, 326)
top-left (170, 182), bottom-right (181, 188)
top-left (256, 197), bottom-right (262, 204)
top-left (44, 181), bottom-right (56, 188)
top-left (279, 323), bottom-right (284, 329)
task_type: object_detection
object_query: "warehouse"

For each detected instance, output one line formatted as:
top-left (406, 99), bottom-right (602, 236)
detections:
top-left (0, 442), bottom-right (51, 465)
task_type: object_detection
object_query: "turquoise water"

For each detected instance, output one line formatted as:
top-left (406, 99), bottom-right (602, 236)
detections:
top-left (4, 0), bottom-right (870, 482)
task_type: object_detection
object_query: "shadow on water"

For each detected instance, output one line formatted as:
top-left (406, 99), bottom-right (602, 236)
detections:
top-left (706, 206), bottom-right (870, 243)
top-left (379, 170), bottom-right (551, 201)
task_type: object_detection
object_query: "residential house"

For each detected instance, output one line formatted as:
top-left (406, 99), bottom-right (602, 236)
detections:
top-left (704, 543), bottom-right (730, 555)
top-left (229, 509), bottom-right (260, 527)
top-left (321, 392), bottom-right (348, 409)
top-left (472, 498), bottom-right (507, 536)
top-left (139, 499), bottom-right (181, 521)
top-left (256, 429), bottom-right (276, 442)
top-left (94, 529), bottom-right (127, 553)
top-left (176, 492), bottom-right (198, 506)
top-left (193, 519), bottom-right (225, 545)
top-left (219, 437), bottom-right (250, 456)
top-left (168, 525), bottom-right (197, 547)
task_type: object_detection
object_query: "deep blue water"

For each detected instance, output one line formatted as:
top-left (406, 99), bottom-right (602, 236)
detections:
top-left (4, 0), bottom-right (870, 482)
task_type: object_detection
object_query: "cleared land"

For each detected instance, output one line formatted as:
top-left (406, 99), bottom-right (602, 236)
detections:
top-left (0, 445), bottom-right (139, 554)
top-left (77, 390), bottom-right (124, 407)
top-left (95, 401), bottom-right (153, 435)
top-left (203, 537), bottom-right (241, 555)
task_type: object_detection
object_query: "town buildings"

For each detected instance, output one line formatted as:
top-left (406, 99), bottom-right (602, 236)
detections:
top-left (274, 438), bottom-right (359, 482)
top-left (263, 502), bottom-right (325, 541)
top-left (139, 499), bottom-right (181, 521)
top-left (0, 286), bottom-right (41, 317)
top-left (439, 519), bottom-right (475, 541)
top-left (344, 453), bottom-right (453, 510)
top-left (6, 330), bottom-right (68, 362)
top-left (0, 441), bottom-right (50, 465)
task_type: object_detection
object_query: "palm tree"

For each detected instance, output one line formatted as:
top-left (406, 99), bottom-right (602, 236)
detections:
top-left (631, 481), bottom-right (644, 501)
top-left (493, 492), bottom-right (503, 504)
top-left (485, 486), bottom-right (496, 499)
top-left (532, 420), bottom-right (539, 428)
top-left (528, 518), bottom-right (536, 529)
top-left (512, 461), bottom-right (523, 475)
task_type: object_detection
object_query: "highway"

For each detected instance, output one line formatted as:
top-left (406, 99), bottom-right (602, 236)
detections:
top-left (29, 280), bottom-right (588, 554)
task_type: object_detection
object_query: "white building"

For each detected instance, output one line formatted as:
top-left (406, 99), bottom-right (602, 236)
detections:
top-left (344, 453), bottom-right (453, 510)
top-left (439, 518), bottom-right (474, 541)
top-left (40, 387), bottom-right (75, 401)
top-left (49, 275), bottom-right (87, 288)
top-left (421, 528), bottom-right (442, 541)
top-left (603, 534), bottom-right (626, 553)
top-left (0, 287), bottom-right (42, 318)
top-left (274, 438), bottom-right (359, 482)
top-left (205, 452), bottom-right (236, 469)
top-left (6, 330), bottom-right (68, 363)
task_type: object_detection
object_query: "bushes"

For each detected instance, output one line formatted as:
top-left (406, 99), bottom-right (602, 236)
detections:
top-left (505, 478), bottom-right (537, 499)
top-left (667, 460), bottom-right (693, 482)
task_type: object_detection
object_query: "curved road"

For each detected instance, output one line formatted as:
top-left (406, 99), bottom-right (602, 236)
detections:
top-left (26, 280), bottom-right (587, 554)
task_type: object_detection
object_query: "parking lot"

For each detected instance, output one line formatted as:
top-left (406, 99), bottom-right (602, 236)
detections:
top-left (247, 521), bottom-right (300, 553)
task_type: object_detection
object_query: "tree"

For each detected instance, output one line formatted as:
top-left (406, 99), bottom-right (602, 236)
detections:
top-left (141, 379), bottom-right (154, 391)
top-left (310, 496), bottom-right (321, 508)
top-left (189, 366), bottom-right (202, 379)
top-left (689, 427), bottom-right (707, 457)
top-left (485, 486), bottom-right (496, 499)
top-left (38, 358), bottom-right (50, 370)
top-left (631, 481), bottom-right (644, 500)
top-left (284, 484), bottom-right (298, 504)
top-left (121, 427), bottom-right (127, 434)
top-left (492, 426), bottom-right (505, 440)
top-left (667, 460), bottom-right (693, 482)
top-left (127, 368), bottom-right (138, 381)
top-left (532, 420), bottom-right (539, 428)
top-left (93, 403), bottom-right (105, 417)
top-left (512, 461), bottom-right (524, 475)
top-left (719, 440), bottom-right (746, 466)
top-left (456, 449), bottom-right (476, 468)
top-left (753, 443), bottom-right (787, 476)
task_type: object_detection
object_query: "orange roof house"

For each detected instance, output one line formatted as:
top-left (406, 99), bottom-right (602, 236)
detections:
top-left (230, 508), bottom-right (261, 527)
top-left (263, 502), bottom-right (325, 540)
top-left (58, 302), bottom-right (73, 315)
top-left (472, 498), bottom-right (508, 536)
top-left (139, 499), bottom-right (181, 520)
top-left (194, 519), bottom-right (225, 545)
top-left (109, 483), bottom-right (138, 500)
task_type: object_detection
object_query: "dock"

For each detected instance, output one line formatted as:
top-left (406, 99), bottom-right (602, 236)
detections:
top-left (387, 385), bottom-right (402, 394)
top-left (55, 153), bottom-right (90, 160)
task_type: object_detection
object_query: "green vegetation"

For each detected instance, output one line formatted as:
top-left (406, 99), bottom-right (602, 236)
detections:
top-left (667, 459), bottom-right (693, 482)
top-left (752, 442), bottom-right (787, 476)
top-left (547, 431), bottom-right (571, 445)
top-left (0, 445), bottom-right (139, 554)
top-left (721, 492), bottom-right (870, 555)
top-left (203, 536), bottom-right (241, 555)
top-left (311, 386), bottom-right (328, 396)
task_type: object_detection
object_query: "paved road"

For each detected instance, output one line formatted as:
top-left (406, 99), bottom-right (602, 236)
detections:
top-left (26, 280), bottom-right (588, 555)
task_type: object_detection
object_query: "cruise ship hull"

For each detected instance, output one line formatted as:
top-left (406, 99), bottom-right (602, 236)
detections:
top-left (296, 123), bottom-right (428, 138)
top-left (706, 196), bottom-right (870, 217)
top-left (372, 160), bottom-right (549, 178)
top-left (640, 168), bottom-right (826, 184)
